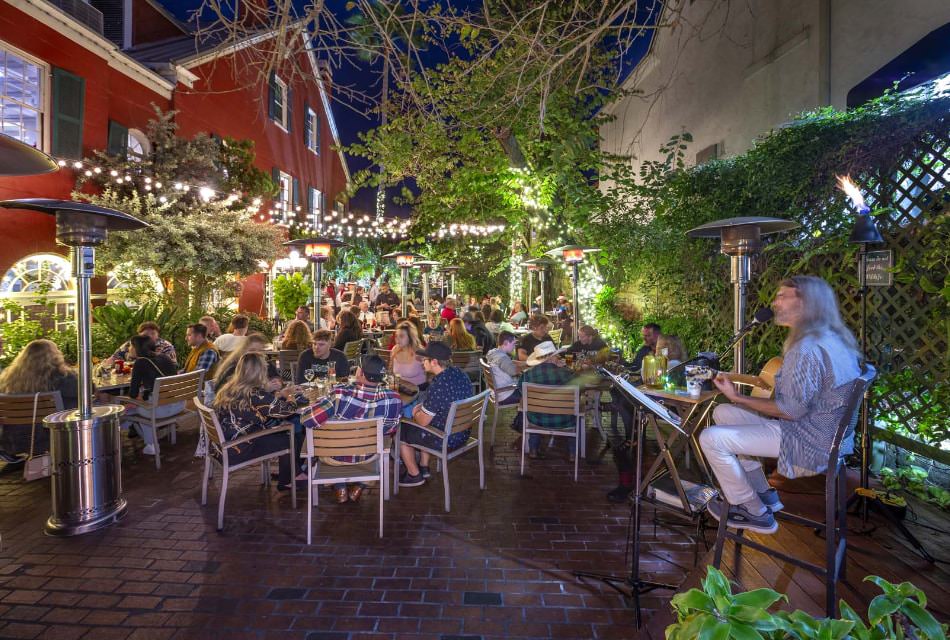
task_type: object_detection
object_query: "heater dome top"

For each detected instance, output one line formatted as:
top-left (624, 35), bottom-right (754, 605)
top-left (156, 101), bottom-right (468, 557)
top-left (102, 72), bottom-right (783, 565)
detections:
top-left (0, 198), bottom-right (148, 231)
top-left (0, 134), bottom-right (58, 177)
top-left (686, 216), bottom-right (799, 238)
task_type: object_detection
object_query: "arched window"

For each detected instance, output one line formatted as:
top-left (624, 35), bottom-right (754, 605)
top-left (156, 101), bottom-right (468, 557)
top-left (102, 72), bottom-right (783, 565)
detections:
top-left (0, 253), bottom-right (72, 293)
top-left (127, 128), bottom-right (150, 161)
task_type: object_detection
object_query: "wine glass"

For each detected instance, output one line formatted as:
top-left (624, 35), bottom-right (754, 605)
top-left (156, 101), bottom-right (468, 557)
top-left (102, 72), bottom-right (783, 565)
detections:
top-left (304, 368), bottom-right (316, 384)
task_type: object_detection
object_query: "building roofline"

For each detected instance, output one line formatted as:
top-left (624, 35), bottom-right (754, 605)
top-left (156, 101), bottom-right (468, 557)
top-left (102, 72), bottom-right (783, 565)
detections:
top-left (302, 32), bottom-right (351, 188)
top-left (5, 0), bottom-right (175, 97)
top-left (141, 0), bottom-right (190, 37)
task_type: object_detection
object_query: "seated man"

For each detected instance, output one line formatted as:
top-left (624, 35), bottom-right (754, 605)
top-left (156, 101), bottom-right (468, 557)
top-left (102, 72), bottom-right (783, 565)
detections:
top-left (106, 321), bottom-right (177, 366)
top-left (512, 341), bottom-right (575, 459)
top-left (296, 330), bottom-right (350, 384)
top-left (182, 323), bottom-right (220, 375)
top-left (214, 314), bottom-right (249, 353)
top-left (374, 282), bottom-right (400, 310)
top-left (356, 300), bottom-right (375, 326)
top-left (398, 341), bottom-right (473, 487)
top-left (564, 325), bottom-right (608, 358)
top-left (301, 355), bottom-right (403, 503)
top-left (516, 314), bottom-right (554, 361)
top-left (699, 276), bottom-right (861, 534)
top-left (485, 331), bottom-right (522, 406)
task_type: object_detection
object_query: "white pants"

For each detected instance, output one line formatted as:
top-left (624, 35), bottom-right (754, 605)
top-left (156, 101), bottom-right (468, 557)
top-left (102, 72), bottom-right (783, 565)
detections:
top-left (122, 402), bottom-right (186, 446)
top-left (699, 404), bottom-right (781, 505)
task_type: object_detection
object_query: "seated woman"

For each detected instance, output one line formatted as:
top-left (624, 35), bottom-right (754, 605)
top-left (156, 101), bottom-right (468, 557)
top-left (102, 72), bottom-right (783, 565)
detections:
top-left (280, 319), bottom-right (313, 352)
top-left (656, 334), bottom-right (688, 369)
top-left (446, 317), bottom-right (477, 351)
top-left (0, 339), bottom-right (77, 459)
top-left (486, 308), bottom-right (514, 334)
top-left (213, 352), bottom-right (307, 490)
top-left (391, 321), bottom-right (427, 386)
top-left (214, 333), bottom-right (281, 390)
top-left (508, 301), bottom-right (528, 327)
top-left (700, 276), bottom-right (861, 535)
top-left (332, 310), bottom-right (362, 351)
top-left (120, 335), bottom-right (181, 456)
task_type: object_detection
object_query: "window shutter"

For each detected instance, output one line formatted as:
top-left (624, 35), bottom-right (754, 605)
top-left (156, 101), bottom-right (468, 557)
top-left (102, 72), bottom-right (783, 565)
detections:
top-left (292, 177), bottom-right (300, 210)
top-left (268, 72), bottom-right (277, 120)
top-left (303, 100), bottom-right (310, 147)
top-left (285, 87), bottom-right (293, 133)
top-left (51, 67), bottom-right (85, 159)
top-left (306, 185), bottom-right (313, 214)
top-left (315, 109), bottom-right (321, 154)
top-left (107, 120), bottom-right (128, 157)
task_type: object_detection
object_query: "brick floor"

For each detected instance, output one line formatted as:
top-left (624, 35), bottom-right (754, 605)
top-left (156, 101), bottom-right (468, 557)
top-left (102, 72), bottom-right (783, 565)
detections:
top-left (5, 408), bottom-right (948, 639)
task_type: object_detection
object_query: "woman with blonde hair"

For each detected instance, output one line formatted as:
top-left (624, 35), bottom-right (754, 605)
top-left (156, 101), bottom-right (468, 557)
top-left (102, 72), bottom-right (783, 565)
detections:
top-left (213, 352), bottom-right (306, 490)
top-left (655, 334), bottom-right (687, 367)
top-left (280, 319), bottom-right (313, 351)
top-left (0, 339), bottom-right (78, 456)
top-left (390, 321), bottom-right (427, 386)
top-left (447, 317), bottom-right (477, 351)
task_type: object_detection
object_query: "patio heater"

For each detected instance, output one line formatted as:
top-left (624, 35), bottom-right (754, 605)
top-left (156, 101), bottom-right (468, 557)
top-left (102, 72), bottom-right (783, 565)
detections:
top-left (383, 251), bottom-right (425, 317)
top-left (284, 237), bottom-right (346, 329)
top-left (438, 265), bottom-right (460, 298)
top-left (687, 216), bottom-right (798, 374)
top-left (413, 260), bottom-right (440, 317)
top-left (0, 198), bottom-right (148, 536)
top-left (522, 257), bottom-right (555, 315)
top-left (545, 246), bottom-right (600, 326)
top-left (0, 133), bottom-right (58, 176)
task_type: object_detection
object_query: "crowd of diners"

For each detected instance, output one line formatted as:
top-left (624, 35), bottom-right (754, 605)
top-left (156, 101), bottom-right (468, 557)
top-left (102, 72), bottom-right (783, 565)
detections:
top-left (4, 281), bottom-right (677, 505)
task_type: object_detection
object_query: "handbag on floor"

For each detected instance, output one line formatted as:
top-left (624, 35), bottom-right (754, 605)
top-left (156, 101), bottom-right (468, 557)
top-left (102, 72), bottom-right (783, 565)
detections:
top-left (23, 393), bottom-right (51, 482)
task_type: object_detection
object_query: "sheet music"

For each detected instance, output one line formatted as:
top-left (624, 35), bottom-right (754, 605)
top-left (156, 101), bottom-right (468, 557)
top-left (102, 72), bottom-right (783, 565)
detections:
top-left (602, 370), bottom-right (685, 433)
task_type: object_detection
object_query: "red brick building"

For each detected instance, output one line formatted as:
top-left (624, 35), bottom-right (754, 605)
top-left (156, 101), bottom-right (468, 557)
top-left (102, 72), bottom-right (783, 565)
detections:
top-left (0, 0), bottom-right (349, 313)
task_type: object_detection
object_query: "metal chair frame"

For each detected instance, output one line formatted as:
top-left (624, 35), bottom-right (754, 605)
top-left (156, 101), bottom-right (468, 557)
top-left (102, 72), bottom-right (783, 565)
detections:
top-left (124, 369), bottom-right (205, 469)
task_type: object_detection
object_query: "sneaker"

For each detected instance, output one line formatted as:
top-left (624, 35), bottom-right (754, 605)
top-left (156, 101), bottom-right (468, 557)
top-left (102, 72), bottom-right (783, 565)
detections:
top-left (758, 488), bottom-right (784, 513)
top-left (607, 485), bottom-right (634, 504)
top-left (399, 472), bottom-right (425, 487)
top-left (142, 444), bottom-right (156, 456)
top-left (707, 499), bottom-right (778, 534)
top-left (419, 466), bottom-right (431, 479)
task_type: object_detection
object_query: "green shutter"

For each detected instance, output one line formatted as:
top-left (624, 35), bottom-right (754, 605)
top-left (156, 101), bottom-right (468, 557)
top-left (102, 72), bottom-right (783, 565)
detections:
top-left (268, 72), bottom-right (277, 120)
top-left (51, 67), bottom-right (85, 159)
top-left (306, 184), bottom-right (313, 213)
top-left (107, 120), bottom-right (128, 157)
top-left (292, 177), bottom-right (300, 209)
top-left (285, 86), bottom-right (293, 133)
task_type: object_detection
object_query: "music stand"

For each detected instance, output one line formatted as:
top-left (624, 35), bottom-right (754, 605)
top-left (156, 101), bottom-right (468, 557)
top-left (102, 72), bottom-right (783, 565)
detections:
top-left (574, 370), bottom-right (686, 628)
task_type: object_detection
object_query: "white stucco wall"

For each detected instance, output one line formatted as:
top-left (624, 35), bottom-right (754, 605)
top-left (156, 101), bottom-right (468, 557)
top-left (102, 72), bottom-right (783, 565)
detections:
top-left (601, 0), bottom-right (950, 173)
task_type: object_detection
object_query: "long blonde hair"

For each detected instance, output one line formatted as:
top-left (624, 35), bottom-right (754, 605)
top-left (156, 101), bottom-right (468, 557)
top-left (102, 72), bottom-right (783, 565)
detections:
top-left (656, 334), bottom-right (687, 362)
top-left (392, 320), bottom-right (422, 359)
top-left (0, 339), bottom-right (75, 394)
top-left (780, 276), bottom-right (860, 357)
top-left (280, 319), bottom-right (312, 350)
top-left (447, 317), bottom-right (476, 351)
top-left (214, 332), bottom-right (271, 385)
top-left (213, 352), bottom-right (269, 410)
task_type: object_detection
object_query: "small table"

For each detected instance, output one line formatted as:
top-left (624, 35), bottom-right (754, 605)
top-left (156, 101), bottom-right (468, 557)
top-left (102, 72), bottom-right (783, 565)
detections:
top-left (636, 386), bottom-right (718, 514)
top-left (96, 373), bottom-right (133, 393)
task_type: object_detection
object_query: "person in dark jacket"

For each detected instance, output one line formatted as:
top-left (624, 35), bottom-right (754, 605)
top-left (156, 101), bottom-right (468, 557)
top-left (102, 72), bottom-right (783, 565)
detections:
top-left (463, 312), bottom-right (495, 356)
top-left (333, 310), bottom-right (363, 352)
top-left (121, 335), bottom-right (184, 457)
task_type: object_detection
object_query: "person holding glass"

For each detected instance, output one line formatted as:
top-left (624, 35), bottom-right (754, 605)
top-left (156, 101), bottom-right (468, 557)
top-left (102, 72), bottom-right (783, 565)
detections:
top-left (295, 330), bottom-right (350, 385)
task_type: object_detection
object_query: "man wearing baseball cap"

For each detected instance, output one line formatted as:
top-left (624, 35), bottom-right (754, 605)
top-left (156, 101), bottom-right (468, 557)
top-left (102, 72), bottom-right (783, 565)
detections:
top-left (301, 355), bottom-right (403, 503)
top-left (398, 341), bottom-right (473, 487)
top-left (512, 341), bottom-right (578, 459)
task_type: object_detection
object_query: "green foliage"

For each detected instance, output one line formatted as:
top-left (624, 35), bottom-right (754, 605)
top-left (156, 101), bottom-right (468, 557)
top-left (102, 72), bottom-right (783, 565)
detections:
top-left (91, 299), bottom-right (192, 364)
top-left (666, 567), bottom-right (948, 640)
top-left (76, 107), bottom-right (283, 315)
top-left (872, 369), bottom-right (950, 448)
top-left (211, 307), bottom-right (277, 339)
top-left (0, 302), bottom-right (46, 367)
top-left (273, 273), bottom-right (311, 320)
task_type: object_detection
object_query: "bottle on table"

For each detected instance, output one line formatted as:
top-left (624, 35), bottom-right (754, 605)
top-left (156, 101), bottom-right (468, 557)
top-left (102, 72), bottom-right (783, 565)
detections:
top-left (642, 354), bottom-right (657, 386)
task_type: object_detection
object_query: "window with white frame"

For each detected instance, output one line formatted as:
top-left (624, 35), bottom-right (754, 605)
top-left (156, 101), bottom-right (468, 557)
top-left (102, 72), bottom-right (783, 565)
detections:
top-left (273, 75), bottom-right (288, 130)
top-left (127, 128), bottom-right (149, 161)
top-left (1, 44), bottom-right (46, 149)
top-left (306, 107), bottom-right (319, 153)
top-left (308, 186), bottom-right (323, 230)
top-left (277, 171), bottom-right (292, 223)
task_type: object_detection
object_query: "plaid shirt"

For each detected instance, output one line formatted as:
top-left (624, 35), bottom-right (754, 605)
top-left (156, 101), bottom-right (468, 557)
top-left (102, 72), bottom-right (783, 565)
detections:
top-left (184, 342), bottom-right (219, 374)
top-left (518, 362), bottom-right (577, 429)
top-left (301, 382), bottom-right (403, 463)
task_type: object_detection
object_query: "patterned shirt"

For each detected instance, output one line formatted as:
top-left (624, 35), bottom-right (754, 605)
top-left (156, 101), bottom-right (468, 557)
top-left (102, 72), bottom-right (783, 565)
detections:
top-left (112, 337), bottom-right (177, 364)
top-left (518, 362), bottom-right (577, 429)
top-left (215, 389), bottom-right (303, 454)
top-left (301, 382), bottom-right (403, 463)
top-left (774, 334), bottom-right (861, 479)
top-left (417, 366), bottom-right (473, 449)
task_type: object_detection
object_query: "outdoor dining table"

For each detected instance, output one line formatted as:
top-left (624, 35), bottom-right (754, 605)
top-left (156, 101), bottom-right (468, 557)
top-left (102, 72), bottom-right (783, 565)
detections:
top-left (96, 372), bottom-right (133, 393)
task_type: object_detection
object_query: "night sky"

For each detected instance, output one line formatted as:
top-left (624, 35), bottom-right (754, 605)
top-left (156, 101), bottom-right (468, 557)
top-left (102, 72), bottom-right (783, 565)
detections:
top-left (159, 0), bottom-right (659, 214)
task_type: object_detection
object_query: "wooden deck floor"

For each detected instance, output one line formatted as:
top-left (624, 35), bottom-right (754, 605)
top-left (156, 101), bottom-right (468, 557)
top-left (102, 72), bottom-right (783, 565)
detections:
top-left (642, 472), bottom-right (950, 638)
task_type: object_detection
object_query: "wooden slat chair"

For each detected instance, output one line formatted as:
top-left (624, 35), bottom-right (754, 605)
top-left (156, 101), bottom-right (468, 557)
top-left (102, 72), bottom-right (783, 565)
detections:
top-left (342, 340), bottom-right (363, 372)
top-left (305, 417), bottom-right (387, 540)
top-left (374, 347), bottom-right (393, 369)
top-left (480, 359), bottom-right (518, 451)
top-left (451, 350), bottom-right (483, 391)
top-left (712, 365), bottom-right (876, 617)
top-left (521, 382), bottom-right (584, 482)
top-left (548, 328), bottom-right (563, 347)
top-left (394, 390), bottom-right (490, 512)
top-left (194, 397), bottom-right (296, 530)
top-left (0, 391), bottom-right (64, 460)
top-left (124, 370), bottom-right (204, 469)
top-left (277, 350), bottom-right (301, 383)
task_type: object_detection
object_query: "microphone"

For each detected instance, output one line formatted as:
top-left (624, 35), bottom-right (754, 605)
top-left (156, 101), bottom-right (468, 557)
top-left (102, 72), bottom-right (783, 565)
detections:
top-left (719, 308), bottom-right (773, 360)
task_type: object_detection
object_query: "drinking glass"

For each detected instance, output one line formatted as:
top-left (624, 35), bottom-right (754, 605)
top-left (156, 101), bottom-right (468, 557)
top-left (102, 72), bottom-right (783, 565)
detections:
top-left (304, 368), bottom-right (316, 384)
top-left (327, 361), bottom-right (337, 384)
